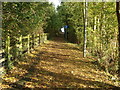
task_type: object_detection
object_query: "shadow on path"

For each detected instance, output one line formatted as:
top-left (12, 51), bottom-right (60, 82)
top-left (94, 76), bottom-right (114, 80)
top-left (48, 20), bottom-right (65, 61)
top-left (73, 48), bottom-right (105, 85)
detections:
top-left (2, 37), bottom-right (120, 89)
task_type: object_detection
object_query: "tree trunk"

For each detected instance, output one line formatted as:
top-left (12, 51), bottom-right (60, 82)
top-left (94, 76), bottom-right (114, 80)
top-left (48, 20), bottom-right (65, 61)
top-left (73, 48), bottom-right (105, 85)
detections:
top-left (116, 1), bottom-right (120, 77)
top-left (83, 1), bottom-right (88, 57)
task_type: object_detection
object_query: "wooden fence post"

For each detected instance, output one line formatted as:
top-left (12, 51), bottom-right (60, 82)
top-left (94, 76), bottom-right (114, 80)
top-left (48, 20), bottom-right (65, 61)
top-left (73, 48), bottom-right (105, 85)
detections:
top-left (40, 34), bottom-right (42, 44)
top-left (30, 35), bottom-right (32, 51)
top-left (45, 33), bottom-right (47, 41)
top-left (5, 35), bottom-right (12, 69)
top-left (35, 34), bottom-right (37, 46)
top-left (0, 29), bottom-right (5, 75)
top-left (27, 34), bottom-right (30, 53)
top-left (32, 34), bottom-right (35, 49)
top-left (44, 33), bottom-right (47, 43)
top-left (39, 33), bottom-right (40, 45)
top-left (15, 38), bottom-right (19, 59)
top-left (37, 34), bottom-right (39, 46)
top-left (43, 33), bottom-right (44, 43)
top-left (0, 49), bottom-right (5, 78)
top-left (42, 34), bottom-right (44, 43)
top-left (19, 35), bottom-right (22, 56)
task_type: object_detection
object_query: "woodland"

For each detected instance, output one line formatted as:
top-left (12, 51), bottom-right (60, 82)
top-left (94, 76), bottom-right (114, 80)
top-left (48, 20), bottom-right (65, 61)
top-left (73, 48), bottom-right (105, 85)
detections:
top-left (0, 1), bottom-right (120, 89)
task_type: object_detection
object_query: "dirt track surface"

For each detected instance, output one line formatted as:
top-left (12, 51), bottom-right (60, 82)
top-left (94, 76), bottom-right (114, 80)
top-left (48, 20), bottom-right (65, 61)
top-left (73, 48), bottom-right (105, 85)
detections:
top-left (1, 37), bottom-right (119, 89)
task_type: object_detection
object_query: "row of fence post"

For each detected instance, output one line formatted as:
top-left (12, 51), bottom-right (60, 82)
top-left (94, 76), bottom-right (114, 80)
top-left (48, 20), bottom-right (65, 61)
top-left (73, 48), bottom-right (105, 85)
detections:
top-left (0, 33), bottom-right (47, 71)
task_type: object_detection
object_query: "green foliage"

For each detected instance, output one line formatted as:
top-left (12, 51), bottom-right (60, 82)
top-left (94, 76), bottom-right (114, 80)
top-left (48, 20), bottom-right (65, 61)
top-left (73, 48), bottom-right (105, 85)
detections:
top-left (57, 2), bottom-right (84, 43)
top-left (87, 2), bottom-right (118, 74)
top-left (58, 2), bottom-right (118, 74)
top-left (2, 2), bottom-right (119, 75)
top-left (3, 2), bottom-right (52, 35)
top-left (2, 2), bottom-right (54, 70)
top-left (45, 12), bottom-right (63, 38)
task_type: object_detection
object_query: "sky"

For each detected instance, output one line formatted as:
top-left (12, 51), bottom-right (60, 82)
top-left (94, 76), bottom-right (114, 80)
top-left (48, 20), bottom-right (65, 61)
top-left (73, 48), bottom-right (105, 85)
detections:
top-left (48, 0), bottom-right (61, 8)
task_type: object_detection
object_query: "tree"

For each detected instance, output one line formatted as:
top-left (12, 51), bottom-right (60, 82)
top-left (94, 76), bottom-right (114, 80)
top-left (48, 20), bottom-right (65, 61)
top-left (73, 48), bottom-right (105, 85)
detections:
top-left (83, 1), bottom-right (88, 57)
top-left (57, 2), bottom-right (84, 43)
top-left (58, 2), bottom-right (118, 74)
top-left (2, 2), bottom-right (55, 69)
top-left (116, 1), bottom-right (120, 77)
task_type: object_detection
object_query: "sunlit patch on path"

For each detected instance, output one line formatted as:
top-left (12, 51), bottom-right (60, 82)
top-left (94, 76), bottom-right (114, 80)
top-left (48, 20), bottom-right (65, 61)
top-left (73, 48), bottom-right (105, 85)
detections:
top-left (1, 37), bottom-right (119, 89)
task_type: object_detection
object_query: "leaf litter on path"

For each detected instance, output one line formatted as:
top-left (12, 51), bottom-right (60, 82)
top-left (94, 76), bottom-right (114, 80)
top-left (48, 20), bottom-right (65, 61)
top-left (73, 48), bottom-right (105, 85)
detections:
top-left (1, 37), bottom-right (119, 89)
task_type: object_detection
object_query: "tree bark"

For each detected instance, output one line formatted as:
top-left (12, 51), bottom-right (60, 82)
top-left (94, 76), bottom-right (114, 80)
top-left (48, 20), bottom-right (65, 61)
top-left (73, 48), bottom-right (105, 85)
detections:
top-left (83, 1), bottom-right (88, 57)
top-left (116, 1), bottom-right (120, 77)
